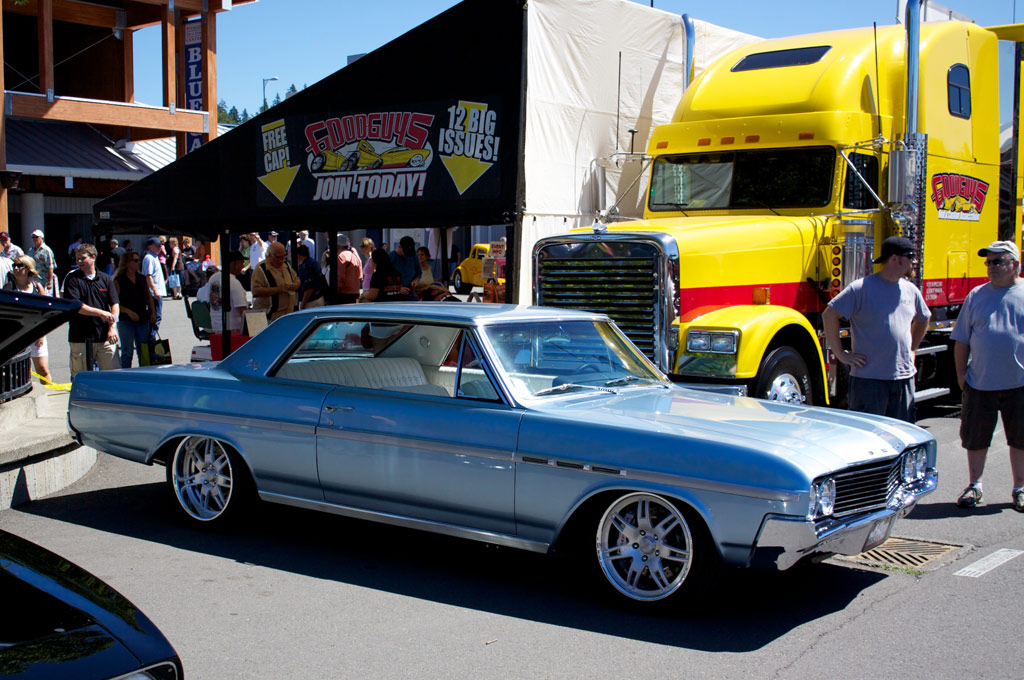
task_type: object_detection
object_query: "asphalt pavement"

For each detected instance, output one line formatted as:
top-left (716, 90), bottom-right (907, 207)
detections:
top-left (1, 398), bottom-right (1022, 678)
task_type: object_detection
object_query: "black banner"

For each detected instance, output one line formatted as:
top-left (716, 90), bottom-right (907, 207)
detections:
top-left (94, 0), bottom-right (525, 240)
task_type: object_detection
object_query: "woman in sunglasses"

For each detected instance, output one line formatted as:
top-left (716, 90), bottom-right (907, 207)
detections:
top-left (113, 252), bottom-right (155, 368)
top-left (4, 255), bottom-right (52, 381)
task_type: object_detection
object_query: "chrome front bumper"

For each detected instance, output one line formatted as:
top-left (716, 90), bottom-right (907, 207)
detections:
top-left (750, 469), bottom-right (938, 570)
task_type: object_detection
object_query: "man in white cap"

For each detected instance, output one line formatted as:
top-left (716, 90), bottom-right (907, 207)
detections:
top-left (28, 229), bottom-right (57, 296)
top-left (951, 240), bottom-right (1024, 512)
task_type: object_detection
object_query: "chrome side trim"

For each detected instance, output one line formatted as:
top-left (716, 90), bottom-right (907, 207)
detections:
top-left (70, 399), bottom-right (315, 436)
top-left (515, 454), bottom-right (799, 502)
top-left (259, 491), bottom-right (550, 554)
top-left (315, 427), bottom-right (514, 463)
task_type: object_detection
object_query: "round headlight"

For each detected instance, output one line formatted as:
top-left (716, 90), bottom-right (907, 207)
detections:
top-left (818, 477), bottom-right (836, 516)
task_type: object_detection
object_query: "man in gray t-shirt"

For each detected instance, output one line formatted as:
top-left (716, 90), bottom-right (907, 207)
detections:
top-left (950, 240), bottom-right (1024, 512)
top-left (823, 236), bottom-right (930, 422)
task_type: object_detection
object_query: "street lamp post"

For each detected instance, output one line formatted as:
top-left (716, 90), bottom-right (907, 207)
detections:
top-left (262, 76), bottom-right (279, 111)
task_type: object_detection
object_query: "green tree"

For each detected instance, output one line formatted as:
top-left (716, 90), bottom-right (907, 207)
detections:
top-left (217, 98), bottom-right (232, 123)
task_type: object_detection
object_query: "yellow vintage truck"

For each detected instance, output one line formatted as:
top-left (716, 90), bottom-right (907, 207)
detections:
top-left (533, 5), bottom-right (1023, 405)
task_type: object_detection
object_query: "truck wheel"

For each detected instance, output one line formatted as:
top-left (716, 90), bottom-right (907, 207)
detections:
top-left (454, 271), bottom-right (472, 294)
top-left (754, 346), bottom-right (813, 405)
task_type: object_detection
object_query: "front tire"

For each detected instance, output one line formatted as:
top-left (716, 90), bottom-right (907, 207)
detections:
top-left (167, 436), bottom-right (251, 525)
top-left (453, 270), bottom-right (472, 294)
top-left (753, 346), bottom-right (813, 405)
top-left (595, 492), bottom-right (707, 604)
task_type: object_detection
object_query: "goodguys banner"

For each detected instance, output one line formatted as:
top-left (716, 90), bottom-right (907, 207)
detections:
top-left (93, 0), bottom-right (525, 237)
top-left (257, 98), bottom-right (505, 207)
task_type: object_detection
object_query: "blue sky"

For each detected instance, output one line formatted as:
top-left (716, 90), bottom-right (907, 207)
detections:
top-left (132, 0), bottom-right (1020, 121)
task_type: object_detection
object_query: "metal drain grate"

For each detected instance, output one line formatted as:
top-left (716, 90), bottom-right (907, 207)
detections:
top-left (836, 537), bottom-right (964, 572)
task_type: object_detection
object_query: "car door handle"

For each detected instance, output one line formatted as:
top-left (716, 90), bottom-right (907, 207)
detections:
top-left (324, 404), bottom-right (354, 412)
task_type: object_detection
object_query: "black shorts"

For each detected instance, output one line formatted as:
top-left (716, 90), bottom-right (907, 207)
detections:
top-left (960, 384), bottom-right (1024, 450)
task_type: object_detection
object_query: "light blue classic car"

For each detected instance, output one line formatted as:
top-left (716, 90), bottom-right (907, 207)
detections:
top-left (68, 303), bottom-right (937, 605)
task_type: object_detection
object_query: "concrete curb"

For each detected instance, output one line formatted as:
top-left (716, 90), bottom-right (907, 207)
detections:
top-left (0, 385), bottom-right (94, 509)
top-left (0, 445), bottom-right (96, 509)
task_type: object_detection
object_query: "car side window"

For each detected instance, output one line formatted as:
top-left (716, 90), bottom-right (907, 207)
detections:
top-left (456, 334), bottom-right (501, 401)
top-left (274, 320), bottom-right (459, 398)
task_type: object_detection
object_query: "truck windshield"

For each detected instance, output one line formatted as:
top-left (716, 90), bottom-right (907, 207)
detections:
top-left (648, 146), bottom-right (835, 211)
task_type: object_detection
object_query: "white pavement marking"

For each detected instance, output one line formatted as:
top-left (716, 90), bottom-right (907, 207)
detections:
top-left (953, 549), bottom-right (1023, 577)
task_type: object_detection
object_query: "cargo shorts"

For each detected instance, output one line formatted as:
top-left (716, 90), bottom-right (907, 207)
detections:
top-left (960, 383), bottom-right (1024, 450)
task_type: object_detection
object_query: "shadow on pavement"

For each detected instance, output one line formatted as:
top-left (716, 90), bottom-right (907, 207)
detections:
top-left (20, 481), bottom-right (886, 652)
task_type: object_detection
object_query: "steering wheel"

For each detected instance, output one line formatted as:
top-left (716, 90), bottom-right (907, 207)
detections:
top-left (576, 363), bottom-right (602, 374)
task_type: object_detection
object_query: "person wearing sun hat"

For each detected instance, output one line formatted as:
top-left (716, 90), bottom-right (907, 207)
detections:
top-left (823, 235), bottom-right (931, 422)
top-left (951, 240), bottom-right (1024, 512)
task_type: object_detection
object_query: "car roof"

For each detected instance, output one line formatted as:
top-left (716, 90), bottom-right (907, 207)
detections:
top-left (290, 302), bottom-right (608, 327)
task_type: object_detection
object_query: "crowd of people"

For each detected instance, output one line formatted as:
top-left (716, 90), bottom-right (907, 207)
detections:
top-left (2, 227), bottom-right (1024, 512)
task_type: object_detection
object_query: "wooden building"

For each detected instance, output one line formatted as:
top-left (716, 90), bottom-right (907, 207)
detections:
top-left (0, 0), bottom-right (252, 267)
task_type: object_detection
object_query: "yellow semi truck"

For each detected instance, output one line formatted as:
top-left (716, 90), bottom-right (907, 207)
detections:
top-left (533, 4), bottom-right (1024, 406)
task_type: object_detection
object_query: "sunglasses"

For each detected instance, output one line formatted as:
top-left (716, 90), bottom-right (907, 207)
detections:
top-left (12, 263), bottom-right (26, 269)
top-left (985, 258), bottom-right (1012, 266)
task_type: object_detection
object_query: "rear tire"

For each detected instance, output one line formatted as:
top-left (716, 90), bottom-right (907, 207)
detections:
top-left (166, 436), bottom-right (253, 526)
top-left (753, 346), bottom-right (813, 405)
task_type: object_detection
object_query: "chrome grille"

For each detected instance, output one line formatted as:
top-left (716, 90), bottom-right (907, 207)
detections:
top-left (536, 254), bottom-right (659, 360)
top-left (832, 456), bottom-right (901, 517)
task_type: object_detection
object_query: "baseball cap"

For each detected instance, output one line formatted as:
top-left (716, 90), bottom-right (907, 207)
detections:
top-left (31, 229), bottom-right (44, 238)
top-left (0, 232), bottom-right (9, 240)
top-left (337, 233), bottom-right (351, 246)
top-left (226, 250), bottom-right (245, 264)
top-left (978, 240), bottom-right (1020, 261)
top-left (145, 236), bottom-right (162, 247)
top-left (873, 236), bottom-right (916, 264)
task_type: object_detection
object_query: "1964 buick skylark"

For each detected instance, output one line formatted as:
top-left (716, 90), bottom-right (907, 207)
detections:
top-left (67, 303), bottom-right (937, 605)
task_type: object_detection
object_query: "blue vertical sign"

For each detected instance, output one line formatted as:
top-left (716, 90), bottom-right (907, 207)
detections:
top-left (185, 18), bottom-right (204, 152)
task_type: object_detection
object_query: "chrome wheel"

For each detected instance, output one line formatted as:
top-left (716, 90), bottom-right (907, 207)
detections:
top-left (596, 493), bottom-right (693, 602)
top-left (766, 372), bottom-right (805, 403)
top-left (170, 437), bottom-right (234, 522)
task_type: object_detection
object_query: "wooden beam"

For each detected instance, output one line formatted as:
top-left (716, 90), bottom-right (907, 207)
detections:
top-left (2, 0), bottom-right (122, 29)
top-left (1, 5), bottom-right (7, 233)
top-left (161, 4), bottom-right (175, 109)
top-left (126, 0), bottom-right (242, 13)
top-left (123, 28), bottom-right (135, 103)
top-left (203, 9), bottom-right (217, 143)
top-left (175, 11), bottom-right (186, 158)
top-left (8, 92), bottom-right (209, 134)
top-left (37, 0), bottom-right (54, 98)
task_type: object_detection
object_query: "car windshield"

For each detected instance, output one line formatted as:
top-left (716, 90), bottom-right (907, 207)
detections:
top-left (478, 320), bottom-right (668, 399)
top-left (648, 146), bottom-right (835, 211)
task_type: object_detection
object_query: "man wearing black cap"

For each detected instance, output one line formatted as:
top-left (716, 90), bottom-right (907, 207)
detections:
top-left (823, 235), bottom-right (931, 422)
top-left (950, 240), bottom-right (1024, 511)
top-left (142, 236), bottom-right (167, 339)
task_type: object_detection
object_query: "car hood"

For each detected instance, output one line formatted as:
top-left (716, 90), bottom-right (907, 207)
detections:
top-left (529, 386), bottom-right (927, 476)
top-left (0, 530), bottom-right (179, 679)
top-left (0, 290), bottom-right (82, 365)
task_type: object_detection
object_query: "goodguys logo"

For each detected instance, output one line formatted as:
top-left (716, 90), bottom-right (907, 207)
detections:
top-left (931, 173), bottom-right (989, 221)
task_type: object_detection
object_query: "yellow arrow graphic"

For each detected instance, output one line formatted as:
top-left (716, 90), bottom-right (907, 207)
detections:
top-left (258, 164), bottom-right (300, 203)
top-left (441, 155), bottom-right (492, 195)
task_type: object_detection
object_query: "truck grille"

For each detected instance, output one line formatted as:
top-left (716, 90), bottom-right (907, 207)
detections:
top-left (832, 457), bottom-right (901, 517)
top-left (536, 256), bottom-right (659, 360)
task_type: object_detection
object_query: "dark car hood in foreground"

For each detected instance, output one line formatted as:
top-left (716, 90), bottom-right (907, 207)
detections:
top-left (0, 290), bottom-right (81, 365)
top-left (0, 530), bottom-right (181, 679)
